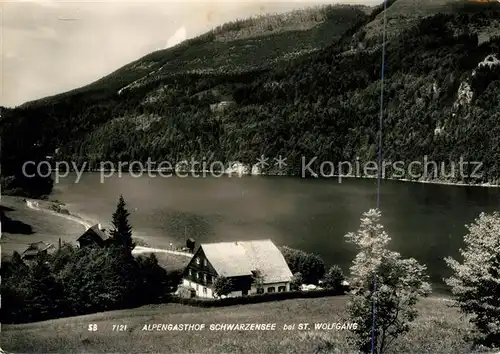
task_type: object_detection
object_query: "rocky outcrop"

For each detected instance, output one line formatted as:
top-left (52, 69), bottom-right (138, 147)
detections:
top-left (210, 101), bottom-right (236, 113)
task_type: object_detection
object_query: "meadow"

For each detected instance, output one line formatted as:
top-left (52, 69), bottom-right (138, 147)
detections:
top-left (0, 296), bottom-right (486, 354)
top-left (0, 197), bottom-right (86, 257)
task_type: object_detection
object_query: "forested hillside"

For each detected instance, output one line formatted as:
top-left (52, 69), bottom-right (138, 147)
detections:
top-left (3, 0), bottom-right (500, 197)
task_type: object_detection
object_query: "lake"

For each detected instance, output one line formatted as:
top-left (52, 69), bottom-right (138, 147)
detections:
top-left (50, 173), bottom-right (500, 293)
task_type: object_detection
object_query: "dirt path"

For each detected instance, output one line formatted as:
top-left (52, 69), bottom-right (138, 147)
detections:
top-left (25, 199), bottom-right (91, 230)
top-left (132, 245), bottom-right (192, 257)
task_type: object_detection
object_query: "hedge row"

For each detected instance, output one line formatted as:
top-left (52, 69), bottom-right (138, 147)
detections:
top-left (169, 287), bottom-right (347, 307)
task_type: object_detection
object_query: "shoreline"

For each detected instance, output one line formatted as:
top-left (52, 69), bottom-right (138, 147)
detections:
top-left (271, 173), bottom-right (500, 188)
top-left (23, 197), bottom-right (192, 258)
top-left (25, 198), bottom-right (92, 230)
top-left (46, 170), bottom-right (500, 188)
top-left (330, 175), bottom-right (500, 188)
top-left (11, 196), bottom-right (451, 300)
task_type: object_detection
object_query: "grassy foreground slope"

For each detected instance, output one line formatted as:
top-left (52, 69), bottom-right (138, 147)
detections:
top-left (0, 296), bottom-right (480, 354)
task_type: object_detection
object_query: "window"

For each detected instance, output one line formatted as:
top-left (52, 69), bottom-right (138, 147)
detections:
top-left (207, 274), bottom-right (212, 283)
top-left (256, 287), bottom-right (264, 294)
top-left (188, 269), bottom-right (192, 276)
top-left (202, 258), bottom-right (206, 267)
top-left (267, 287), bottom-right (276, 293)
top-left (278, 286), bottom-right (286, 293)
top-left (195, 257), bottom-right (200, 265)
top-left (203, 287), bottom-right (207, 294)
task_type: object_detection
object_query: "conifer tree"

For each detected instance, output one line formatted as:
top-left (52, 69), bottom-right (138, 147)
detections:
top-left (110, 195), bottom-right (135, 254)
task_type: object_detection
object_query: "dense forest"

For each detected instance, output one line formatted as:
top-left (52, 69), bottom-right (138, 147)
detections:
top-left (3, 1), bottom-right (500, 197)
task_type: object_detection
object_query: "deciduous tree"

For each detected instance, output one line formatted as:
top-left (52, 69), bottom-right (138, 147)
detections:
top-left (324, 264), bottom-right (345, 290)
top-left (445, 212), bottom-right (500, 348)
top-left (213, 276), bottom-right (232, 298)
top-left (346, 209), bottom-right (431, 354)
top-left (290, 272), bottom-right (304, 291)
top-left (280, 246), bottom-right (325, 285)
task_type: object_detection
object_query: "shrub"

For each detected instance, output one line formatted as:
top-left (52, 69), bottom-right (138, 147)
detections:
top-left (49, 203), bottom-right (70, 214)
top-left (167, 268), bottom-right (184, 292)
top-left (135, 253), bottom-right (171, 304)
top-left (290, 272), bottom-right (304, 290)
top-left (170, 287), bottom-right (346, 307)
top-left (280, 246), bottom-right (325, 285)
top-left (133, 237), bottom-right (149, 247)
top-left (324, 265), bottom-right (345, 290)
top-left (1, 243), bottom-right (173, 324)
top-left (177, 285), bottom-right (196, 299)
top-left (213, 276), bottom-right (233, 298)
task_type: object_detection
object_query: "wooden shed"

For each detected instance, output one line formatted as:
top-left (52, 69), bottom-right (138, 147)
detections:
top-left (186, 238), bottom-right (196, 253)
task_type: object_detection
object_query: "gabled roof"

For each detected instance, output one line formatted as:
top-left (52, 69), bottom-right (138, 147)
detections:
top-left (22, 241), bottom-right (54, 257)
top-left (77, 224), bottom-right (110, 242)
top-left (199, 239), bottom-right (293, 284)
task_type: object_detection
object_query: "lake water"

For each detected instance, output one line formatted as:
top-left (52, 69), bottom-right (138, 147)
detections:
top-left (51, 173), bottom-right (500, 293)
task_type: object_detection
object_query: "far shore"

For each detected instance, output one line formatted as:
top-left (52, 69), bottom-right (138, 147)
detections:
top-left (43, 167), bottom-right (500, 189)
top-left (333, 174), bottom-right (500, 188)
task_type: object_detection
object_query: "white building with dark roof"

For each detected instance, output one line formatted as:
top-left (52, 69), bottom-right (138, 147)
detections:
top-left (182, 239), bottom-right (293, 298)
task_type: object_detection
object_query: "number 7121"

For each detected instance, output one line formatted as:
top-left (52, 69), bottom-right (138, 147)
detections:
top-left (112, 324), bottom-right (128, 331)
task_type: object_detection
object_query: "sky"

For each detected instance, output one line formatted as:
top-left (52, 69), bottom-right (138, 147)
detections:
top-left (1, 0), bottom-right (382, 107)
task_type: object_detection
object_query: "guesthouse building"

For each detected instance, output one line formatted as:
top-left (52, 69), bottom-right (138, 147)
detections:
top-left (182, 239), bottom-right (293, 298)
top-left (77, 224), bottom-right (112, 248)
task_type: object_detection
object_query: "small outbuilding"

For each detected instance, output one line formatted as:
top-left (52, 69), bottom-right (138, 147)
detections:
top-left (21, 241), bottom-right (54, 260)
top-left (186, 238), bottom-right (196, 253)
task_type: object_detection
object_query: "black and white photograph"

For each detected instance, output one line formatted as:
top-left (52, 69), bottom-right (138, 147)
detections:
top-left (1, 0), bottom-right (500, 353)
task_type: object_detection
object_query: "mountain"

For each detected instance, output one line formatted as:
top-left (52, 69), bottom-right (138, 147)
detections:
top-left (3, 0), bottom-right (500, 197)
top-left (0, 4), bottom-right (371, 196)
top-left (18, 4), bottom-right (371, 109)
top-left (360, 0), bottom-right (500, 46)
